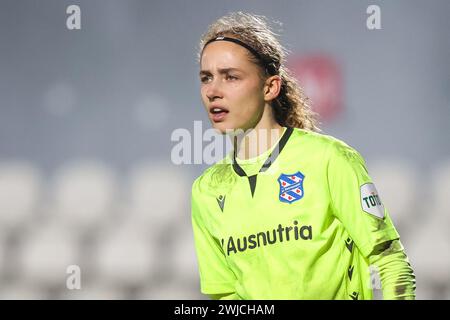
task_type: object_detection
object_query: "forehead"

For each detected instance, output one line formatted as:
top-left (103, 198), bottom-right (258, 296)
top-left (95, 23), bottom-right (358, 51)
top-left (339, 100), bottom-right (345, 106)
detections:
top-left (201, 40), bottom-right (253, 68)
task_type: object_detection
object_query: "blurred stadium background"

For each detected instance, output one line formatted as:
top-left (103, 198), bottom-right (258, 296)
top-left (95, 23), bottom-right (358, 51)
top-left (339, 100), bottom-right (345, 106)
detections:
top-left (0, 0), bottom-right (449, 299)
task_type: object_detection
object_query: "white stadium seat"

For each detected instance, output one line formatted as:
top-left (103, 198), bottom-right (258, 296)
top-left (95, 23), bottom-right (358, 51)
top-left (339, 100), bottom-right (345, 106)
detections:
top-left (446, 286), bottom-right (450, 300)
top-left (91, 219), bottom-right (157, 287)
top-left (169, 228), bottom-right (199, 283)
top-left (0, 238), bottom-right (5, 277)
top-left (429, 159), bottom-right (450, 223)
top-left (59, 283), bottom-right (126, 300)
top-left (124, 162), bottom-right (191, 234)
top-left (15, 221), bottom-right (80, 287)
top-left (368, 158), bottom-right (418, 228)
top-left (407, 213), bottom-right (450, 299)
top-left (0, 282), bottom-right (48, 299)
top-left (370, 158), bottom-right (450, 299)
top-left (415, 284), bottom-right (439, 300)
top-left (49, 160), bottom-right (118, 233)
top-left (137, 280), bottom-right (203, 300)
top-left (0, 161), bottom-right (42, 230)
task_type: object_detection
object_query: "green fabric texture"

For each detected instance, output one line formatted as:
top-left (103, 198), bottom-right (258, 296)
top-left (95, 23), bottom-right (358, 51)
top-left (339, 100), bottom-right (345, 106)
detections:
top-left (191, 128), bottom-right (415, 299)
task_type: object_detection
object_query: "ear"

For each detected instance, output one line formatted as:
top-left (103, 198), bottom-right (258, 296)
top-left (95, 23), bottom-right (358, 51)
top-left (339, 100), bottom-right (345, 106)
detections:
top-left (263, 75), bottom-right (282, 102)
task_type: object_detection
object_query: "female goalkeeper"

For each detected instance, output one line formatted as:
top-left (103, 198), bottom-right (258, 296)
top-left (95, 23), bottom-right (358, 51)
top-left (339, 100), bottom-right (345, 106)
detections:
top-left (191, 12), bottom-right (416, 300)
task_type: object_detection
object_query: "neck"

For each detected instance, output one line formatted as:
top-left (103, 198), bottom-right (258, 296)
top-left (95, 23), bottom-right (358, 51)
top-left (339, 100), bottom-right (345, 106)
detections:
top-left (234, 118), bottom-right (284, 160)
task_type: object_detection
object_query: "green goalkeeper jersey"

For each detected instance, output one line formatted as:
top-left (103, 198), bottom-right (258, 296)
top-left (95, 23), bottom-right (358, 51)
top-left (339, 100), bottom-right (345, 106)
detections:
top-left (191, 127), bottom-right (401, 299)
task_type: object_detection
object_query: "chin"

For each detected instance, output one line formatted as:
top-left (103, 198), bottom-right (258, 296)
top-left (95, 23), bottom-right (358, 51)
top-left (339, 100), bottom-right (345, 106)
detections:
top-left (212, 124), bottom-right (230, 135)
top-left (211, 120), bottom-right (250, 136)
top-left (210, 121), bottom-right (230, 135)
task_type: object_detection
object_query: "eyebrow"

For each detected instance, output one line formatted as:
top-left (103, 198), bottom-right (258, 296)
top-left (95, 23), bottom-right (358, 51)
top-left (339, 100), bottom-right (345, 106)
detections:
top-left (199, 68), bottom-right (242, 76)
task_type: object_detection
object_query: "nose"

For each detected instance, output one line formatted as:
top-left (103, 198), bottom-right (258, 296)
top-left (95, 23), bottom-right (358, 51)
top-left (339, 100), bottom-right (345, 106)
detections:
top-left (205, 79), bottom-right (223, 101)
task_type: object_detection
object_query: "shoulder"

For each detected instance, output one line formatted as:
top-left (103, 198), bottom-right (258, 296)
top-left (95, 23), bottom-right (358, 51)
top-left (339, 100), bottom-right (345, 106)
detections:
top-left (191, 153), bottom-right (236, 199)
top-left (291, 128), bottom-right (365, 164)
top-left (291, 128), bottom-right (358, 153)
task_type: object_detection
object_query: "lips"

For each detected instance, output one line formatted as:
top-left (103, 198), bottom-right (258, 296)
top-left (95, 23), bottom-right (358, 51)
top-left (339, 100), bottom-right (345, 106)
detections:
top-left (209, 105), bottom-right (229, 122)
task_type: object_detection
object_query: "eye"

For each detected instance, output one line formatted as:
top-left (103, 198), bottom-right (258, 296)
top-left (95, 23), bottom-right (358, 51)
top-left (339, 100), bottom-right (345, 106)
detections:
top-left (200, 75), bottom-right (212, 83)
top-left (226, 75), bottom-right (238, 81)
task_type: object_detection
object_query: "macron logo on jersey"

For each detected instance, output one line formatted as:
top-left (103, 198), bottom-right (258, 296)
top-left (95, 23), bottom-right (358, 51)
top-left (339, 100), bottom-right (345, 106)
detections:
top-left (278, 172), bottom-right (305, 204)
top-left (216, 195), bottom-right (226, 212)
top-left (360, 183), bottom-right (384, 219)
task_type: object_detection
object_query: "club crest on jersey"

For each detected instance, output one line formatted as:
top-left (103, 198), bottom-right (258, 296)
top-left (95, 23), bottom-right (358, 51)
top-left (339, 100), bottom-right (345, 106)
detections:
top-left (278, 171), bottom-right (305, 204)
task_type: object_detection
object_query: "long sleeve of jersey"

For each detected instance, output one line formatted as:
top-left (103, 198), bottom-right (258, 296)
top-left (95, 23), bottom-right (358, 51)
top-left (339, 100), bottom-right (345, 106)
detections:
top-left (209, 293), bottom-right (241, 300)
top-left (326, 139), bottom-right (416, 300)
top-left (369, 239), bottom-right (416, 300)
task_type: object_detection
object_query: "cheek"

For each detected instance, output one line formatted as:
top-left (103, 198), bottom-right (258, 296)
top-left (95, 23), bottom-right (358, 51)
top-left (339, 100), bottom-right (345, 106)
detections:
top-left (200, 87), bottom-right (209, 106)
top-left (233, 82), bottom-right (264, 110)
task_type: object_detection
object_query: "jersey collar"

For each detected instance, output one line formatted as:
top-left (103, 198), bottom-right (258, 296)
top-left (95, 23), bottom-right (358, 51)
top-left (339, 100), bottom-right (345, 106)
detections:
top-left (231, 127), bottom-right (294, 197)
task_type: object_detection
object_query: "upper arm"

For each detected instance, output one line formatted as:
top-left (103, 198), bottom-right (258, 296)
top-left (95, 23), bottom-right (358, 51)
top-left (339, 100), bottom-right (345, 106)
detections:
top-left (326, 141), bottom-right (400, 257)
top-left (191, 180), bottom-right (237, 295)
